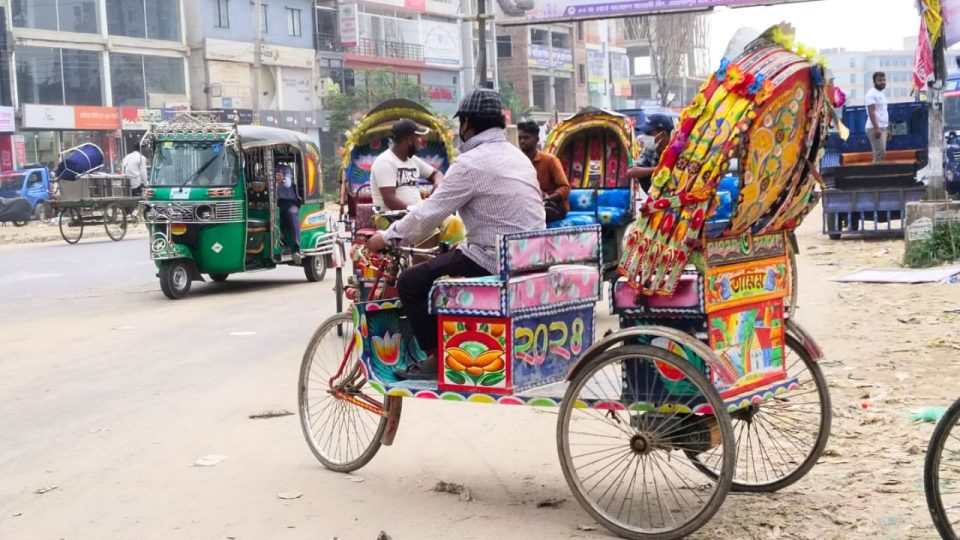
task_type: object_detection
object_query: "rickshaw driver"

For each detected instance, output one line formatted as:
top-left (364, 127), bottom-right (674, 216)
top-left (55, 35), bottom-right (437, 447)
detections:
top-left (626, 113), bottom-right (674, 195)
top-left (365, 89), bottom-right (546, 380)
top-left (276, 165), bottom-right (302, 261)
top-left (370, 119), bottom-right (445, 211)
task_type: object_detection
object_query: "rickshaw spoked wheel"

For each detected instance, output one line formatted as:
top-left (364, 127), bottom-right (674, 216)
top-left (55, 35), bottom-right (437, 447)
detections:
top-left (299, 312), bottom-right (389, 472)
top-left (59, 208), bottom-right (83, 244)
top-left (557, 345), bottom-right (734, 540)
top-left (924, 395), bottom-right (960, 540)
top-left (685, 334), bottom-right (831, 492)
top-left (103, 203), bottom-right (128, 241)
top-left (304, 255), bottom-right (328, 282)
top-left (159, 259), bottom-right (192, 300)
top-left (334, 267), bottom-right (344, 335)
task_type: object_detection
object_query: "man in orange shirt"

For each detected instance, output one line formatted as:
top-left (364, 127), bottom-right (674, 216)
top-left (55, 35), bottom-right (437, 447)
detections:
top-left (517, 120), bottom-right (571, 223)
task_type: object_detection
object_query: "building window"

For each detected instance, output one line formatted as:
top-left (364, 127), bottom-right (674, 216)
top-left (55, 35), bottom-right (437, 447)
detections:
top-left (287, 7), bottom-right (302, 37)
top-left (577, 22), bottom-right (584, 41)
top-left (849, 58), bottom-right (855, 68)
top-left (12, 0), bottom-right (99, 33)
top-left (110, 53), bottom-right (186, 107)
top-left (578, 63), bottom-right (585, 84)
top-left (316, 4), bottom-right (339, 52)
top-left (106, 0), bottom-right (180, 41)
top-left (259, 4), bottom-right (269, 33)
top-left (216, 0), bottom-right (230, 28)
top-left (850, 74), bottom-right (856, 84)
top-left (496, 35), bottom-right (512, 58)
top-left (530, 28), bottom-right (549, 46)
top-left (16, 46), bottom-right (103, 106)
top-left (551, 31), bottom-right (571, 50)
top-left (532, 75), bottom-right (549, 110)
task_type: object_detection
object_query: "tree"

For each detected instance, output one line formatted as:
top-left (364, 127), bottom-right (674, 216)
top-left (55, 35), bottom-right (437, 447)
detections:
top-left (625, 14), bottom-right (710, 107)
top-left (499, 79), bottom-right (533, 121)
top-left (324, 68), bottom-right (433, 144)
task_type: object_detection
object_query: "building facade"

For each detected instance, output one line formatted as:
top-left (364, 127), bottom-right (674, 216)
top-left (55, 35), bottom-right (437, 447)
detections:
top-left (9, 0), bottom-right (190, 170)
top-left (184, 0), bottom-right (322, 142)
top-left (623, 15), bottom-right (710, 110)
top-left (495, 22), bottom-right (584, 121)
top-left (823, 39), bottom-right (916, 107)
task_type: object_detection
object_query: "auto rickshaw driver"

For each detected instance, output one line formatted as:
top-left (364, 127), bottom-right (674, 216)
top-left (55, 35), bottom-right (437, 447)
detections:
top-left (276, 165), bottom-right (301, 262)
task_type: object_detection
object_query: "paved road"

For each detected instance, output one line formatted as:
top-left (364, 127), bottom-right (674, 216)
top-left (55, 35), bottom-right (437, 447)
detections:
top-left (0, 238), bottom-right (611, 540)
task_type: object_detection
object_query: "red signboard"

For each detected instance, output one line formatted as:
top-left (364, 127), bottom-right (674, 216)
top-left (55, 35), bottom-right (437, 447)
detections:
top-left (74, 106), bottom-right (121, 130)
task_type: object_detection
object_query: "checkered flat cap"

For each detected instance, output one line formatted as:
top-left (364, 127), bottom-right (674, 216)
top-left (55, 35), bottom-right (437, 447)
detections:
top-left (456, 89), bottom-right (503, 116)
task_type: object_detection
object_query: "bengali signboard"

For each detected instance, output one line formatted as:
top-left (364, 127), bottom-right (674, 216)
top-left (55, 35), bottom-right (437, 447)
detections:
top-left (587, 47), bottom-right (607, 93)
top-left (423, 20), bottom-right (462, 67)
top-left (497, 0), bottom-right (815, 25)
top-left (528, 44), bottom-right (574, 71)
top-left (611, 52), bottom-right (631, 97)
top-left (339, 4), bottom-right (359, 47)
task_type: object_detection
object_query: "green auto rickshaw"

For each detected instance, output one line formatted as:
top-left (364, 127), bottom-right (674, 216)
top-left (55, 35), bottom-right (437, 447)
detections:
top-left (142, 114), bottom-right (334, 299)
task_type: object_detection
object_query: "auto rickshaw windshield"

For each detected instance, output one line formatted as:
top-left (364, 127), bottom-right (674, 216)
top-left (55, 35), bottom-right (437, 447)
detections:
top-left (150, 141), bottom-right (239, 187)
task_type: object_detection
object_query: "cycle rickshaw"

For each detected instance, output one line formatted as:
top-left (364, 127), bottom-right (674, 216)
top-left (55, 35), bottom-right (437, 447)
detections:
top-left (299, 25), bottom-right (833, 539)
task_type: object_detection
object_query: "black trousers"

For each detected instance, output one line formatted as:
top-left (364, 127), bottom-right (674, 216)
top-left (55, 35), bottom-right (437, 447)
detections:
top-left (397, 249), bottom-right (488, 354)
top-left (545, 203), bottom-right (567, 223)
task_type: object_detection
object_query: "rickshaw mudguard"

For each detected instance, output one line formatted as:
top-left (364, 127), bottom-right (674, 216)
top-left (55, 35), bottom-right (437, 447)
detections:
top-left (380, 395), bottom-right (403, 446)
top-left (565, 325), bottom-right (738, 387)
top-left (785, 319), bottom-right (823, 361)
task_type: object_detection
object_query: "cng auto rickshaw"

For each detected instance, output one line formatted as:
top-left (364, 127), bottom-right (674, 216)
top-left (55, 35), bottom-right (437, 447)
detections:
top-left (142, 113), bottom-right (334, 299)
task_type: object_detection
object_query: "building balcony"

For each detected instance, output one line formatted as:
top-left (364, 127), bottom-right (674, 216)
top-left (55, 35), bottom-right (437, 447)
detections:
top-left (316, 33), bottom-right (342, 53)
top-left (345, 38), bottom-right (423, 63)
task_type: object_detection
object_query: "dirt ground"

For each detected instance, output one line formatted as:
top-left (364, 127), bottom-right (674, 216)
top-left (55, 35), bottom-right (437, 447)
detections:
top-left (0, 219), bottom-right (148, 245)
top-left (3, 206), bottom-right (960, 539)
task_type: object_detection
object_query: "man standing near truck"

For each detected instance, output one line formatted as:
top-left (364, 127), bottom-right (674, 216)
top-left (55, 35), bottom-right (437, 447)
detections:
top-left (866, 71), bottom-right (890, 163)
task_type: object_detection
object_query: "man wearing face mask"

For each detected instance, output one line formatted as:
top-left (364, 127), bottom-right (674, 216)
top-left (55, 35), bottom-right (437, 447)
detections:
top-left (370, 118), bottom-right (444, 211)
top-left (626, 113), bottom-right (674, 195)
top-left (365, 89), bottom-right (546, 380)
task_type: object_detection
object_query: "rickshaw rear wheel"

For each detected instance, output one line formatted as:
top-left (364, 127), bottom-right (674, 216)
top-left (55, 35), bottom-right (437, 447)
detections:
top-left (299, 312), bottom-right (389, 472)
top-left (685, 334), bottom-right (831, 492)
top-left (159, 259), bottom-right (192, 300)
top-left (924, 395), bottom-right (960, 540)
top-left (209, 273), bottom-right (229, 282)
top-left (334, 268), bottom-right (344, 333)
top-left (59, 208), bottom-right (83, 244)
top-left (103, 203), bottom-right (127, 241)
top-left (557, 345), bottom-right (734, 540)
top-left (303, 255), bottom-right (327, 282)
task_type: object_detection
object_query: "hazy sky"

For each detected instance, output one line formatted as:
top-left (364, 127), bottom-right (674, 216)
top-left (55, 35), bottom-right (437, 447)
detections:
top-left (709, 0), bottom-right (923, 59)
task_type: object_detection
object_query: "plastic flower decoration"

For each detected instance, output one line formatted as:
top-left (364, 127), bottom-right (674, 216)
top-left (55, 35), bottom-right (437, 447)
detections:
top-left (723, 63), bottom-right (745, 91)
top-left (755, 80), bottom-right (774, 104)
top-left (715, 58), bottom-right (731, 81)
top-left (683, 94), bottom-right (707, 119)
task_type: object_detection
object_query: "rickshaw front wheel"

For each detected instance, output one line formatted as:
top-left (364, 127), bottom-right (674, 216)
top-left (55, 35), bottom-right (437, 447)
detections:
top-left (303, 254), bottom-right (328, 282)
top-left (159, 259), bottom-right (192, 300)
top-left (299, 312), bottom-right (389, 472)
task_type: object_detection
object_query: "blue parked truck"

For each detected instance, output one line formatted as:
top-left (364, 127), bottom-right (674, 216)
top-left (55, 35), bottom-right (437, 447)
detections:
top-left (942, 77), bottom-right (960, 196)
top-left (0, 166), bottom-right (53, 224)
top-left (820, 102), bottom-right (929, 239)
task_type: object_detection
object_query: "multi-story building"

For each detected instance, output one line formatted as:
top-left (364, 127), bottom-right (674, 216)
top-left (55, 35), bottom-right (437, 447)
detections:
top-left (495, 22), bottom-right (584, 120)
top-left (330, 0), bottom-right (464, 116)
top-left (823, 38), bottom-right (916, 107)
top-left (583, 20), bottom-right (632, 110)
top-left (9, 0), bottom-right (190, 170)
top-left (184, 0), bottom-right (322, 142)
top-left (623, 15), bottom-right (710, 110)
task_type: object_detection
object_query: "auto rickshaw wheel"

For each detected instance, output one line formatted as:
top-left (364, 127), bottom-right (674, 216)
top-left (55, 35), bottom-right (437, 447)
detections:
top-left (159, 259), bottom-right (192, 300)
top-left (59, 208), bottom-right (83, 244)
top-left (303, 255), bottom-right (327, 282)
top-left (209, 273), bottom-right (229, 282)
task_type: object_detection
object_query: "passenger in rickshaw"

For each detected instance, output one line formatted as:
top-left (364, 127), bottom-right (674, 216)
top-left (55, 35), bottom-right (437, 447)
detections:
top-left (370, 119), bottom-right (444, 211)
top-left (275, 165), bottom-right (301, 259)
top-left (626, 113), bottom-right (674, 194)
top-left (365, 89), bottom-right (546, 380)
top-left (517, 120), bottom-right (571, 223)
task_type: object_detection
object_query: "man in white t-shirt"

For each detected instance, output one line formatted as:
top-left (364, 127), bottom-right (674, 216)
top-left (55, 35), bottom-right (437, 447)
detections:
top-left (122, 148), bottom-right (149, 196)
top-left (865, 71), bottom-right (890, 163)
top-left (369, 119), bottom-right (444, 210)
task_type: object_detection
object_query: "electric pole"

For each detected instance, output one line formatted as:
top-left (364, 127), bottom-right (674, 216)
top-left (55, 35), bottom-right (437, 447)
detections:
top-left (477, 0), bottom-right (488, 88)
top-left (254, 0), bottom-right (263, 121)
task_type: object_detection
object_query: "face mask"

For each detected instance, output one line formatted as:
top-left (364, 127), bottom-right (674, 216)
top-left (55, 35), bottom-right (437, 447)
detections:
top-left (642, 135), bottom-right (657, 149)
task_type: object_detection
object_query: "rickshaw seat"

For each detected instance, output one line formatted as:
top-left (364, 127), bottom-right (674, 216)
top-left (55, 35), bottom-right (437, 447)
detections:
top-left (247, 218), bottom-right (268, 232)
top-left (548, 188), bottom-right (631, 229)
top-left (429, 226), bottom-right (603, 316)
top-left (611, 272), bottom-right (704, 316)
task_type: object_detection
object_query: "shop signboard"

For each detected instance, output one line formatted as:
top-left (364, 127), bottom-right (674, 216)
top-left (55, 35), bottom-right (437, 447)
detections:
top-left (23, 104), bottom-right (75, 129)
top-left (261, 110), bottom-right (281, 127)
top-left (527, 44), bottom-right (574, 71)
top-left (219, 109), bottom-right (254, 125)
top-left (498, 0), bottom-right (814, 25)
top-left (120, 108), bottom-right (163, 130)
top-left (339, 4), bottom-right (359, 47)
top-left (423, 20), bottom-right (462, 67)
top-left (0, 106), bottom-right (15, 133)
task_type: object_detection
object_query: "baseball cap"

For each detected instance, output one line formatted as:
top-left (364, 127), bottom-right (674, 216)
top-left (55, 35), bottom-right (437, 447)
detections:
top-left (391, 118), bottom-right (430, 139)
top-left (638, 113), bottom-right (675, 134)
top-left (455, 88), bottom-right (503, 117)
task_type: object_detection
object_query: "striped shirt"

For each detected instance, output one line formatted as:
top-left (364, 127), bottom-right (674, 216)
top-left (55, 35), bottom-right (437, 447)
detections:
top-left (382, 128), bottom-right (546, 273)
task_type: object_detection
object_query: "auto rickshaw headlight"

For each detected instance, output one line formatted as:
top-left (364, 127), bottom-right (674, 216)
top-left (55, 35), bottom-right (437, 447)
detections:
top-left (196, 204), bottom-right (214, 221)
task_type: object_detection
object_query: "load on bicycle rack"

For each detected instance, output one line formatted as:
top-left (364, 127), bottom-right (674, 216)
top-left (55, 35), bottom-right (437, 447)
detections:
top-left (333, 98), bottom-right (458, 313)
top-left (299, 24), bottom-right (834, 539)
top-left (49, 143), bottom-right (141, 244)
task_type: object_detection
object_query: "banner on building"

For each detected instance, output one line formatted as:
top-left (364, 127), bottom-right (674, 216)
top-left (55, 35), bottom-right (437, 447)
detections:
top-left (423, 20), bottom-right (462, 67)
top-left (0, 106), bottom-right (15, 133)
top-left (528, 44), bottom-right (574, 71)
top-left (339, 4), bottom-right (359, 47)
top-left (611, 53), bottom-right (631, 97)
top-left (205, 38), bottom-right (314, 69)
top-left (497, 0), bottom-right (814, 25)
top-left (121, 108), bottom-right (162, 130)
top-left (587, 47), bottom-right (607, 93)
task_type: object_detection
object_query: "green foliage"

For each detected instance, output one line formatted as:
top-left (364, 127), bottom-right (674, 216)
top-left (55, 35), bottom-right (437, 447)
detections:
top-left (324, 69), bottom-right (432, 144)
top-left (903, 222), bottom-right (960, 268)
top-left (499, 79), bottom-right (533, 120)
